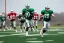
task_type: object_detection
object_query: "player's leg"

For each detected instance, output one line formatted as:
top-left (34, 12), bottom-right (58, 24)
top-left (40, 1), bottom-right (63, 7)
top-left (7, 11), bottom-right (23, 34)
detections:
top-left (23, 22), bottom-right (26, 30)
top-left (35, 20), bottom-right (38, 31)
top-left (30, 20), bottom-right (35, 32)
top-left (35, 20), bottom-right (37, 28)
top-left (13, 21), bottom-right (17, 32)
top-left (46, 21), bottom-right (50, 30)
top-left (23, 22), bottom-right (26, 32)
top-left (2, 21), bottom-right (6, 31)
top-left (40, 21), bottom-right (47, 37)
top-left (43, 21), bottom-right (50, 33)
top-left (3, 21), bottom-right (8, 29)
top-left (0, 21), bottom-right (2, 31)
top-left (20, 22), bottom-right (23, 32)
top-left (11, 21), bottom-right (13, 30)
top-left (13, 21), bottom-right (16, 29)
top-left (26, 19), bottom-right (30, 36)
top-left (33, 20), bottom-right (35, 28)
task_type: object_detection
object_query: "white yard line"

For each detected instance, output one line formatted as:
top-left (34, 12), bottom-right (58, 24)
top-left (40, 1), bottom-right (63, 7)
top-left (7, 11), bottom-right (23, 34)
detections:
top-left (26, 41), bottom-right (43, 43)
top-left (26, 38), bottom-right (37, 40)
top-left (58, 32), bottom-right (64, 34)
top-left (46, 40), bottom-right (54, 42)
top-left (0, 41), bottom-right (4, 43)
top-left (48, 29), bottom-right (64, 31)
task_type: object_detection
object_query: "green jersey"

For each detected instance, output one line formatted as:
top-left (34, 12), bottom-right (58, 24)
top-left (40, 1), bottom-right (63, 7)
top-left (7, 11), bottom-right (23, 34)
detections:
top-left (0, 16), bottom-right (2, 22)
top-left (18, 15), bottom-right (25, 23)
top-left (22, 8), bottom-right (34, 20)
top-left (0, 16), bottom-right (6, 26)
top-left (2, 16), bottom-right (6, 21)
top-left (41, 10), bottom-right (53, 21)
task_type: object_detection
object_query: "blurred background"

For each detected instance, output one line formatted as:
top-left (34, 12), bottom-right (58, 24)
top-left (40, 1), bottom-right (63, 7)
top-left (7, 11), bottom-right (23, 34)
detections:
top-left (0, 0), bottom-right (64, 27)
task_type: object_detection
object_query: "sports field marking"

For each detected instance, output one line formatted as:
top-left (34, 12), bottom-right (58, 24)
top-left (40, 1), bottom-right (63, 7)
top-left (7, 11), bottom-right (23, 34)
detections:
top-left (44, 33), bottom-right (58, 35)
top-left (0, 35), bottom-right (13, 37)
top-left (46, 40), bottom-right (54, 42)
top-left (58, 32), bottom-right (64, 34)
top-left (11, 33), bottom-right (25, 35)
top-left (48, 29), bottom-right (64, 31)
top-left (26, 41), bottom-right (43, 43)
top-left (26, 38), bottom-right (37, 40)
top-left (27, 33), bottom-right (58, 36)
top-left (0, 32), bottom-right (16, 33)
top-left (0, 41), bottom-right (4, 43)
top-left (0, 33), bottom-right (26, 37)
top-left (0, 35), bottom-right (9, 37)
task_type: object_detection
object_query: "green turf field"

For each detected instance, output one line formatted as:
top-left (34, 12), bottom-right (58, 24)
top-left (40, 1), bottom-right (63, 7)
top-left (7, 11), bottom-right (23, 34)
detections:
top-left (0, 27), bottom-right (64, 43)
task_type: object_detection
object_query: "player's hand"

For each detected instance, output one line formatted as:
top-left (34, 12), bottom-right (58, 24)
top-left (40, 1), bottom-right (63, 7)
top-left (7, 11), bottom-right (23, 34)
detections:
top-left (39, 17), bottom-right (43, 21)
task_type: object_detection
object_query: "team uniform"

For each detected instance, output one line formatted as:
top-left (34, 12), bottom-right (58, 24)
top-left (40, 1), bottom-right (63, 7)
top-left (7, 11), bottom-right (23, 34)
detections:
top-left (41, 10), bottom-right (53, 30)
top-left (22, 8), bottom-right (34, 36)
top-left (33, 13), bottom-right (39, 30)
top-left (0, 15), bottom-right (3, 28)
top-left (22, 8), bottom-right (34, 29)
top-left (40, 9), bottom-right (54, 37)
top-left (8, 12), bottom-right (16, 30)
top-left (18, 14), bottom-right (25, 32)
top-left (2, 16), bottom-right (6, 28)
top-left (0, 15), bottom-right (6, 29)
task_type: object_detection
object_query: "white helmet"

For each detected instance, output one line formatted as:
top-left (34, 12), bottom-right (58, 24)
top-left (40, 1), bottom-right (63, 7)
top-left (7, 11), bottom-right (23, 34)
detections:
top-left (25, 4), bottom-right (30, 7)
top-left (34, 11), bottom-right (37, 13)
top-left (19, 13), bottom-right (22, 14)
top-left (10, 10), bottom-right (13, 12)
top-left (0, 13), bottom-right (2, 16)
top-left (45, 6), bottom-right (50, 9)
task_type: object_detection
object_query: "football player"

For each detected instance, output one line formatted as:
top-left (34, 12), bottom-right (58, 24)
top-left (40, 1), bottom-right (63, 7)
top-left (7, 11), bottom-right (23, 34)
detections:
top-left (8, 10), bottom-right (17, 32)
top-left (18, 13), bottom-right (25, 32)
top-left (40, 6), bottom-right (55, 37)
top-left (22, 4), bottom-right (34, 36)
top-left (2, 13), bottom-right (6, 31)
top-left (0, 13), bottom-right (3, 31)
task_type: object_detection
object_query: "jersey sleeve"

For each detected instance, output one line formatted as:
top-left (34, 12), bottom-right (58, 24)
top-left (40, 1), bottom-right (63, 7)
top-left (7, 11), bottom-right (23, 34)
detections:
top-left (30, 8), bottom-right (34, 17)
top-left (14, 12), bottom-right (17, 17)
top-left (30, 8), bottom-right (34, 14)
top-left (22, 8), bottom-right (26, 15)
top-left (49, 10), bottom-right (53, 14)
top-left (41, 10), bottom-right (45, 15)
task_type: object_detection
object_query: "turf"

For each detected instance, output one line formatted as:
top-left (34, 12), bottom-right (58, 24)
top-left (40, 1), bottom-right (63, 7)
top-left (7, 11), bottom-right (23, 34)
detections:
top-left (0, 27), bottom-right (64, 43)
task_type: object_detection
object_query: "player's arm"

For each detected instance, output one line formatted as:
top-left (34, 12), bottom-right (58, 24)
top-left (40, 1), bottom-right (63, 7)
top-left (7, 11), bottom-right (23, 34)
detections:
top-left (18, 15), bottom-right (21, 21)
top-left (30, 8), bottom-right (34, 17)
top-left (50, 10), bottom-right (55, 18)
top-left (7, 13), bottom-right (10, 20)
top-left (14, 12), bottom-right (17, 19)
top-left (39, 10), bottom-right (44, 21)
top-left (22, 9), bottom-right (25, 16)
top-left (39, 14), bottom-right (43, 21)
top-left (52, 14), bottom-right (55, 18)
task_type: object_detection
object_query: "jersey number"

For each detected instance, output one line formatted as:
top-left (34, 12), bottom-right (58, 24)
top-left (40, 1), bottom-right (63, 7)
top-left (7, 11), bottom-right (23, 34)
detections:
top-left (44, 14), bottom-right (49, 18)
top-left (10, 15), bottom-right (15, 19)
top-left (25, 12), bottom-right (30, 18)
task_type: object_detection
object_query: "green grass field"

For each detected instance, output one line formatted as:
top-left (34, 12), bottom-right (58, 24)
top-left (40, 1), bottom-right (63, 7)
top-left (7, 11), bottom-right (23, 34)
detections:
top-left (0, 27), bottom-right (64, 43)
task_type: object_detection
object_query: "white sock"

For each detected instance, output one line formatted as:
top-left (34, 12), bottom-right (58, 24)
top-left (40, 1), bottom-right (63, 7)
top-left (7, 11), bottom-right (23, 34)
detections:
top-left (20, 29), bottom-right (22, 32)
top-left (16, 30), bottom-right (17, 33)
top-left (26, 31), bottom-right (28, 36)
